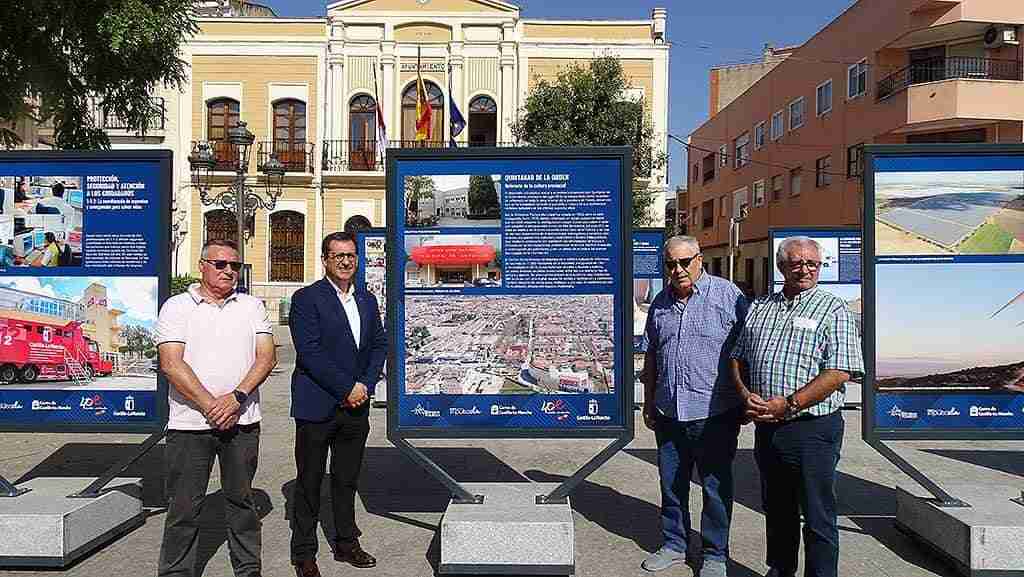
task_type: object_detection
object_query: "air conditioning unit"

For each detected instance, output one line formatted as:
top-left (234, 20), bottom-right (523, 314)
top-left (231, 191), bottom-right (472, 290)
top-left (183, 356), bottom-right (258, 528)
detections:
top-left (984, 25), bottom-right (1019, 49)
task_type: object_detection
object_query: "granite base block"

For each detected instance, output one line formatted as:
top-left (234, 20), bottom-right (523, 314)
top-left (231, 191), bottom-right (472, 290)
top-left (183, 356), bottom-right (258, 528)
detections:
top-left (440, 483), bottom-right (574, 575)
top-left (0, 477), bottom-right (144, 567)
top-left (897, 483), bottom-right (1024, 577)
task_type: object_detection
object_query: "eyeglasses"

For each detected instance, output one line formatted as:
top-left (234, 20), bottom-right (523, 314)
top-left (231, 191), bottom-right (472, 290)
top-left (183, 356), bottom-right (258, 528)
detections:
top-left (785, 260), bottom-right (822, 271)
top-left (664, 254), bottom-right (701, 271)
top-left (325, 252), bottom-right (357, 263)
top-left (202, 259), bottom-right (243, 272)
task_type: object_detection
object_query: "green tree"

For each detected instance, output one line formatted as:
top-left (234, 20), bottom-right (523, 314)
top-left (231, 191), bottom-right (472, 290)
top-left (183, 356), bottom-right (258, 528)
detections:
top-left (404, 175), bottom-right (436, 223)
top-left (171, 275), bottom-right (198, 296)
top-left (468, 175), bottom-right (499, 217)
top-left (121, 325), bottom-right (155, 357)
top-left (0, 1), bottom-right (198, 149)
top-left (510, 56), bottom-right (667, 226)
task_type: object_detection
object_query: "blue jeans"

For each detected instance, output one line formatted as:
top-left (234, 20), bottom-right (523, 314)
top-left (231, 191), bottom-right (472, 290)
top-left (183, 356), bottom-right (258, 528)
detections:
top-left (754, 411), bottom-right (844, 577)
top-left (655, 407), bottom-right (741, 562)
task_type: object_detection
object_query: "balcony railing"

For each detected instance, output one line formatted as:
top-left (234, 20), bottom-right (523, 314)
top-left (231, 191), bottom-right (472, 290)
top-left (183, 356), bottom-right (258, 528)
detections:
top-left (321, 139), bottom-right (521, 172)
top-left (322, 140), bottom-right (384, 172)
top-left (99, 97), bottom-right (166, 131)
top-left (877, 56), bottom-right (1023, 100)
top-left (257, 140), bottom-right (314, 173)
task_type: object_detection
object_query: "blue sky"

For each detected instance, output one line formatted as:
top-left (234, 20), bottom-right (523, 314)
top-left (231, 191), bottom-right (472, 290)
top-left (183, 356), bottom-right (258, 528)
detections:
top-left (0, 277), bottom-right (158, 328)
top-left (258, 0), bottom-right (857, 193)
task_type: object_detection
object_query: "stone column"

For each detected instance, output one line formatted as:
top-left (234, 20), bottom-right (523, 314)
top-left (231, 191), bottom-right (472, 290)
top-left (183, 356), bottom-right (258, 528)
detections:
top-left (381, 41), bottom-right (396, 145)
top-left (499, 22), bottom-right (516, 142)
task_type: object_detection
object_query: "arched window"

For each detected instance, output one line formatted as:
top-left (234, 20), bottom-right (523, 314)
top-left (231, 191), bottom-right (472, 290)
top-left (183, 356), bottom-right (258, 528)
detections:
top-left (401, 81), bottom-right (444, 147)
top-left (206, 98), bottom-right (240, 170)
top-left (344, 214), bottom-right (373, 233)
top-left (269, 211), bottom-right (305, 282)
top-left (349, 95), bottom-right (378, 171)
top-left (468, 95), bottom-right (497, 147)
top-left (272, 99), bottom-right (307, 171)
top-left (204, 209), bottom-right (238, 245)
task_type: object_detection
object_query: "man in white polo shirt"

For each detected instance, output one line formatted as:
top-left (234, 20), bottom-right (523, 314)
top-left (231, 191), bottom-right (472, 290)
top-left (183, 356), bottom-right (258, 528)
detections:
top-left (155, 238), bottom-right (277, 577)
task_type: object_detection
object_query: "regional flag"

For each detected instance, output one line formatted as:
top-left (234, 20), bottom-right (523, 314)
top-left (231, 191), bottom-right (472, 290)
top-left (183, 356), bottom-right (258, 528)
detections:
top-left (415, 49), bottom-right (432, 141)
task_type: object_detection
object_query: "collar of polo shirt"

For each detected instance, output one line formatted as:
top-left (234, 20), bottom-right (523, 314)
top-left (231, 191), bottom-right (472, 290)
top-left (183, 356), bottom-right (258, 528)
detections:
top-left (187, 283), bottom-right (238, 306)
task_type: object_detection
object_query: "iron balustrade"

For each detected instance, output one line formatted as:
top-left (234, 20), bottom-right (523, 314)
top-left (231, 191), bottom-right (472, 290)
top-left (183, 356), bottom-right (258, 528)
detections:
top-left (321, 139), bottom-right (521, 172)
top-left (258, 140), bottom-right (314, 173)
top-left (877, 56), bottom-right (1023, 100)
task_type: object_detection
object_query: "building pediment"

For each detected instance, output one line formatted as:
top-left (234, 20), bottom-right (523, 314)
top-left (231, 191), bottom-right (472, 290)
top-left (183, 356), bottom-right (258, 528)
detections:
top-left (328, 0), bottom-right (518, 16)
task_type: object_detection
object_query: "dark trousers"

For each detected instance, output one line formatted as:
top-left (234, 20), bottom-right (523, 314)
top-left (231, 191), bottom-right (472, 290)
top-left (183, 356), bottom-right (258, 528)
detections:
top-left (158, 424), bottom-right (262, 577)
top-left (655, 407), bottom-right (741, 562)
top-left (754, 411), bottom-right (844, 577)
top-left (290, 404), bottom-right (370, 563)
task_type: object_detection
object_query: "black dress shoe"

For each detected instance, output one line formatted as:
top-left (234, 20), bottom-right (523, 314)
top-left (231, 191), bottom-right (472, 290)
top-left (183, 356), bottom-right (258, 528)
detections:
top-left (293, 559), bottom-right (321, 577)
top-left (334, 542), bottom-right (377, 568)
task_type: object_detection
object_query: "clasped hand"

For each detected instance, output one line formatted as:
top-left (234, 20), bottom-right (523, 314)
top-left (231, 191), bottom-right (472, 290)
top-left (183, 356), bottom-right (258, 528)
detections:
top-left (744, 393), bottom-right (787, 424)
top-left (344, 382), bottom-right (369, 408)
top-left (205, 393), bottom-right (241, 430)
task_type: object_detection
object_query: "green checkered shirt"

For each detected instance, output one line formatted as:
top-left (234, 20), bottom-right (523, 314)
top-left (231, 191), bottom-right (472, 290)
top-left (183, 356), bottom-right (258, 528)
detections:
top-left (731, 286), bottom-right (864, 418)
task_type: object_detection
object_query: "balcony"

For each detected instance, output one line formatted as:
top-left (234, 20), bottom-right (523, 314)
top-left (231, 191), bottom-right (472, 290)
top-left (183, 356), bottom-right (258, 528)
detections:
top-left (322, 140), bottom-right (383, 172)
top-left (99, 97), bottom-right (166, 132)
top-left (257, 140), bottom-right (314, 173)
top-left (878, 56), bottom-right (1022, 100)
top-left (321, 140), bottom-right (521, 173)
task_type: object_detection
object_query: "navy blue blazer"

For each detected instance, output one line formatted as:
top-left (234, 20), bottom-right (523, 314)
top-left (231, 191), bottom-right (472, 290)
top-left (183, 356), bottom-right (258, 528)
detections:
top-left (288, 278), bottom-right (387, 422)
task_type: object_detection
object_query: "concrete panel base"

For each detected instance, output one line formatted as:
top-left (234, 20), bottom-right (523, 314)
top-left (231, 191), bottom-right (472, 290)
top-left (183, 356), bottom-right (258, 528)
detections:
top-left (0, 477), bottom-right (144, 568)
top-left (440, 483), bottom-right (574, 575)
top-left (897, 484), bottom-right (1024, 577)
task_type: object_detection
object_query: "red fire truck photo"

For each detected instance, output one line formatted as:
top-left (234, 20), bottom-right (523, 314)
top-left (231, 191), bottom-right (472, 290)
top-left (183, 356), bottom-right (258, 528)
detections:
top-left (0, 312), bottom-right (113, 383)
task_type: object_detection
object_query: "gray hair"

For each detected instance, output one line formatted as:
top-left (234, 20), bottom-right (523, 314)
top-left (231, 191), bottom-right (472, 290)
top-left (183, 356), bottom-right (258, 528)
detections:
top-left (776, 236), bottom-right (821, 268)
top-left (664, 235), bottom-right (700, 254)
top-left (201, 238), bottom-right (239, 259)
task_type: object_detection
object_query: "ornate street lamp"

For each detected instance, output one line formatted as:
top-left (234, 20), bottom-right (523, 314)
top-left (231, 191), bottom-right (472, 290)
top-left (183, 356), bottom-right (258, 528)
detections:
top-left (189, 120), bottom-right (285, 275)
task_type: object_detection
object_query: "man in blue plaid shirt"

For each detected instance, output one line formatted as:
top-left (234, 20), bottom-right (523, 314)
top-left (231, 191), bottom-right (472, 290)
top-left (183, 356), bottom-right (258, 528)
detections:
top-left (731, 236), bottom-right (863, 577)
top-left (640, 236), bottom-right (748, 577)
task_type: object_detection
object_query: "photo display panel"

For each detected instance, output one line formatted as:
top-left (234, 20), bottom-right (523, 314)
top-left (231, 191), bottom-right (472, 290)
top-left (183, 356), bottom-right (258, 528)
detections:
top-left (356, 228), bottom-right (387, 402)
top-left (865, 145), bottom-right (1024, 439)
top-left (632, 229), bottom-right (664, 406)
top-left (0, 150), bottom-right (170, 432)
top-left (387, 148), bottom-right (633, 438)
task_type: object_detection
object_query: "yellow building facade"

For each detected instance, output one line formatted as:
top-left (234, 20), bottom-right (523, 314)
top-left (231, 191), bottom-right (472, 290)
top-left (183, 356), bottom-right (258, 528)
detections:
top-left (169, 0), bottom-right (670, 320)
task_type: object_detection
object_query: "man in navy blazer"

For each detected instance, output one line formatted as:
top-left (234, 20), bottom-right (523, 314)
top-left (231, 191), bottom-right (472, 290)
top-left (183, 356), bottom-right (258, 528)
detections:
top-left (288, 231), bottom-right (386, 577)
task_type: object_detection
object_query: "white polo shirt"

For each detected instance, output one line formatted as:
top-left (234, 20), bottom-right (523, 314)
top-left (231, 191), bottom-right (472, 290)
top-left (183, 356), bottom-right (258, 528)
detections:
top-left (155, 284), bottom-right (273, 430)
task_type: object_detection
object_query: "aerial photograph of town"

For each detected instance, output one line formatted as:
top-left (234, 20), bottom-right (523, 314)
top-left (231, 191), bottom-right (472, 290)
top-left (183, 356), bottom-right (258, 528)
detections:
top-left (404, 294), bottom-right (614, 395)
top-left (875, 170), bottom-right (1024, 255)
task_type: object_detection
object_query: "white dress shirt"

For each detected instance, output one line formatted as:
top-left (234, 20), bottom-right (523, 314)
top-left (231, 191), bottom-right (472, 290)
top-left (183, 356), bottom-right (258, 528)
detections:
top-left (327, 276), bottom-right (361, 348)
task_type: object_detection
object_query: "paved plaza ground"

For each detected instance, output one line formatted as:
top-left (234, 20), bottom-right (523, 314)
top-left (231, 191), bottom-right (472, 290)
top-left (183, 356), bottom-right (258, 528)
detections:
top-left (0, 331), bottom-right (1020, 577)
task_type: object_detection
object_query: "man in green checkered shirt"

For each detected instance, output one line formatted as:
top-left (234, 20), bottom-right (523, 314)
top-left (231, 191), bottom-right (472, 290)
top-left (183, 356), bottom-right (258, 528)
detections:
top-left (730, 236), bottom-right (863, 577)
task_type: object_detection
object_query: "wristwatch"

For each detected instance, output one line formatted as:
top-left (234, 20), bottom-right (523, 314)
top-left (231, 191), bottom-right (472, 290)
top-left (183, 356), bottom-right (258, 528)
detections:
top-left (233, 389), bottom-right (248, 405)
top-left (784, 393), bottom-right (800, 419)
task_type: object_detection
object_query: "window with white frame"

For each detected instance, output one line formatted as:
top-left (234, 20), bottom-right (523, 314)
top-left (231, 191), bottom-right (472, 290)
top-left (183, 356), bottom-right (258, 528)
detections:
top-left (771, 110), bottom-right (784, 141)
top-left (848, 59), bottom-right (868, 98)
top-left (754, 121), bottom-right (766, 150)
top-left (790, 167), bottom-right (802, 196)
top-left (789, 97), bottom-right (806, 130)
top-left (753, 179), bottom-right (766, 207)
top-left (734, 132), bottom-right (751, 168)
top-left (719, 144), bottom-right (728, 167)
top-left (816, 79), bottom-right (832, 116)
top-left (732, 187), bottom-right (749, 219)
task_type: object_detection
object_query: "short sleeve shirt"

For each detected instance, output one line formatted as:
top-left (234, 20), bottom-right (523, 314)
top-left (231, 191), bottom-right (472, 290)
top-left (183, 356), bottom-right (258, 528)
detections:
top-left (155, 284), bottom-right (273, 430)
top-left (731, 287), bottom-right (864, 417)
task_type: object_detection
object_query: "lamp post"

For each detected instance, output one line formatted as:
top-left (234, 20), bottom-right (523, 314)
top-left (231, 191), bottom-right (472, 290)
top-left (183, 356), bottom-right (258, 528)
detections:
top-left (189, 121), bottom-right (286, 274)
top-left (727, 205), bottom-right (748, 282)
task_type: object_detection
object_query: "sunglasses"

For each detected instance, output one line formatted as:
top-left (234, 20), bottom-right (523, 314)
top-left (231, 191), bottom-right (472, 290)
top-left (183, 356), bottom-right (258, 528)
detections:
top-left (202, 259), bottom-right (243, 272)
top-left (664, 254), bottom-right (701, 271)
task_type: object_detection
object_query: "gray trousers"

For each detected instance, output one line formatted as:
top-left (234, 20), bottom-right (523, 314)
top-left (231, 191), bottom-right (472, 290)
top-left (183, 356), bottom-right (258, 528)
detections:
top-left (158, 424), bottom-right (261, 577)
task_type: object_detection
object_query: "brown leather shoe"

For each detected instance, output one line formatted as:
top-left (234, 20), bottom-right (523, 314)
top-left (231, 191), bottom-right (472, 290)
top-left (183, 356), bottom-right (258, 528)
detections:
top-left (334, 542), bottom-right (377, 568)
top-left (293, 559), bottom-right (321, 577)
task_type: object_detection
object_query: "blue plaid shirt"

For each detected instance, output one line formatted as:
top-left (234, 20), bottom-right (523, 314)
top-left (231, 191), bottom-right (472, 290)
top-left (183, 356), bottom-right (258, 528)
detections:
top-left (644, 272), bottom-right (748, 421)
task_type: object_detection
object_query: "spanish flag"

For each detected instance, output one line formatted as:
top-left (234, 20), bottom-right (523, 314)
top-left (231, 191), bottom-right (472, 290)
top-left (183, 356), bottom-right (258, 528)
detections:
top-left (415, 47), bottom-right (432, 142)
